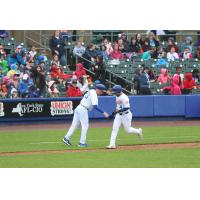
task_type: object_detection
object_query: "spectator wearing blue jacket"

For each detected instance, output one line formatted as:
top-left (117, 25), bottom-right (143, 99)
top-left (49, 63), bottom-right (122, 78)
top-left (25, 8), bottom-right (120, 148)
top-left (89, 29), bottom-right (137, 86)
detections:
top-left (8, 45), bottom-right (27, 66)
top-left (19, 74), bottom-right (33, 98)
top-left (139, 67), bottom-right (152, 95)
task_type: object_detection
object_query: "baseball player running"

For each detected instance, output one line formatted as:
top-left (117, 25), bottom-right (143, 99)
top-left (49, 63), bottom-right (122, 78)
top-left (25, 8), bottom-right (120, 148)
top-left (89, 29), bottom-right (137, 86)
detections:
top-left (63, 84), bottom-right (109, 147)
top-left (107, 85), bottom-right (143, 149)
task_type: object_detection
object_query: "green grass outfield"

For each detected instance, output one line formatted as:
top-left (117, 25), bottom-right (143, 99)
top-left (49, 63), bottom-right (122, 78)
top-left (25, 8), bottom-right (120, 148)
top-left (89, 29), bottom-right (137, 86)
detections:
top-left (0, 126), bottom-right (200, 167)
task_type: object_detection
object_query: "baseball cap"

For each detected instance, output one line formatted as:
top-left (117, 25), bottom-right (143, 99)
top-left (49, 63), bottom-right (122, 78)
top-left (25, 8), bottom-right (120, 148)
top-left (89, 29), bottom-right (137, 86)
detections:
top-left (112, 85), bottom-right (122, 94)
top-left (22, 74), bottom-right (29, 80)
top-left (95, 84), bottom-right (106, 91)
top-left (17, 45), bottom-right (22, 49)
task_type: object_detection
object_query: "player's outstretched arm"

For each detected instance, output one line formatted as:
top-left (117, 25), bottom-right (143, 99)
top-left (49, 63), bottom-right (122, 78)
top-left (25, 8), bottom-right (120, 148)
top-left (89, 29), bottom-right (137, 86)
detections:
top-left (93, 105), bottom-right (109, 118)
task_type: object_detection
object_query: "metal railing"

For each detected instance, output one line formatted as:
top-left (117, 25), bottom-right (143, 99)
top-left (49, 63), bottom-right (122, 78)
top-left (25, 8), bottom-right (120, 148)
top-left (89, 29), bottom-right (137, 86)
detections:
top-left (75, 54), bottom-right (134, 95)
top-left (22, 30), bottom-right (200, 52)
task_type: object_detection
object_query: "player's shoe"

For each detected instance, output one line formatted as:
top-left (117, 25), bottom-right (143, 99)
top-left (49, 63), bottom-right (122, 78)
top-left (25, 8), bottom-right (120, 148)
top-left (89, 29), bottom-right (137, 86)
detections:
top-left (63, 137), bottom-right (72, 146)
top-left (78, 143), bottom-right (88, 147)
top-left (106, 145), bottom-right (116, 149)
top-left (138, 128), bottom-right (143, 140)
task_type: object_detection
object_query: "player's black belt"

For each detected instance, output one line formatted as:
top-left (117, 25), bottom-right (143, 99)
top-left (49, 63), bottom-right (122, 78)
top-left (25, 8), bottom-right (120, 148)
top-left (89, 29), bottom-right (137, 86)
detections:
top-left (119, 111), bottom-right (129, 115)
top-left (80, 104), bottom-right (89, 111)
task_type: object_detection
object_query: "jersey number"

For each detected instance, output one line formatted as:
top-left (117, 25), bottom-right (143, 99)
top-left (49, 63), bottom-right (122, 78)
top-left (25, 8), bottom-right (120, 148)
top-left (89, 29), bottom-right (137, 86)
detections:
top-left (84, 91), bottom-right (90, 99)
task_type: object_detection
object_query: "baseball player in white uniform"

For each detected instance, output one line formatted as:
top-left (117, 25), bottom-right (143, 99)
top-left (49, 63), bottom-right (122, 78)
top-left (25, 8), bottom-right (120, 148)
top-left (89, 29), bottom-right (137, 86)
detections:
top-left (63, 84), bottom-right (109, 147)
top-left (107, 85), bottom-right (143, 149)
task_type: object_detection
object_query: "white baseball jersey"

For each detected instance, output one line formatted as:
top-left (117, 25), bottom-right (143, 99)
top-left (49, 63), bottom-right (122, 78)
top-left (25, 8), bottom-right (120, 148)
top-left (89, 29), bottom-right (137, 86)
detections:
top-left (65, 89), bottom-right (98, 144)
top-left (116, 93), bottom-right (130, 111)
top-left (108, 92), bottom-right (141, 147)
top-left (80, 89), bottom-right (98, 111)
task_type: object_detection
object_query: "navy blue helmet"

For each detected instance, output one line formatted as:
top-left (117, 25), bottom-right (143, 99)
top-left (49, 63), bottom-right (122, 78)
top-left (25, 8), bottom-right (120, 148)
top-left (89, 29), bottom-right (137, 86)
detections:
top-left (112, 85), bottom-right (122, 94)
top-left (95, 84), bottom-right (106, 91)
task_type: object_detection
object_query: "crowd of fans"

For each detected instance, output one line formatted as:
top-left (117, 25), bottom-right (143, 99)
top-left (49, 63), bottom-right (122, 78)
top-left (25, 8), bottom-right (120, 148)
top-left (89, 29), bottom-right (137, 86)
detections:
top-left (1, 30), bottom-right (200, 98)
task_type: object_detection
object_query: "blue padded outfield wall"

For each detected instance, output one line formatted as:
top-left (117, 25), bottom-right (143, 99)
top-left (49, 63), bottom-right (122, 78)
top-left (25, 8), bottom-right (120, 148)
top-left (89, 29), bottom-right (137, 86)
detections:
top-left (0, 95), bottom-right (200, 122)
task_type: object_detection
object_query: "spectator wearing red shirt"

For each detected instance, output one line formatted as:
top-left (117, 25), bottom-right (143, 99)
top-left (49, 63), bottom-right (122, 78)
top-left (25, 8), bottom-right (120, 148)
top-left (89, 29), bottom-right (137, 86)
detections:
top-left (66, 79), bottom-right (82, 97)
top-left (75, 63), bottom-right (86, 79)
top-left (50, 65), bottom-right (60, 79)
top-left (183, 72), bottom-right (197, 94)
top-left (110, 43), bottom-right (123, 60)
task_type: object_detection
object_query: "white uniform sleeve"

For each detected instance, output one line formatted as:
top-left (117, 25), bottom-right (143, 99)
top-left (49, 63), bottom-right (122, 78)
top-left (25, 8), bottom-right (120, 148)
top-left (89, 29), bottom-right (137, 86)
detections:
top-left (91, 90), bottom-right (98, 106)
top-left (122, 96), bottom-right (130, 108)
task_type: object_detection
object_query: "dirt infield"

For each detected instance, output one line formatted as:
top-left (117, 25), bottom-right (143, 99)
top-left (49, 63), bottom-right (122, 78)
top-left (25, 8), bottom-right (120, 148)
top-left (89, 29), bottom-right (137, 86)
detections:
top-left (0, 142), bottom-right (200, 156)
top-left (0, 120), bottom-right (199, 132)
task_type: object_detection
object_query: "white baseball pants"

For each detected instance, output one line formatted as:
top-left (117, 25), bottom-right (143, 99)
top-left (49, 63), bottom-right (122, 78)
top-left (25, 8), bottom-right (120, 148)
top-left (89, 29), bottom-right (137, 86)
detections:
top-left (109, 111), bottom-right (140, 146)
top-left (65, 105), bottom-right (89, 144)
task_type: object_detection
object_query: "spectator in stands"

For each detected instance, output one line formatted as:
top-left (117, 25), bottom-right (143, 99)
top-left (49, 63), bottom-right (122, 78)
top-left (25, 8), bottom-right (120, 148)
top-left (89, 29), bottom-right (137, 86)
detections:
top-left (73, 40), bottom-right (86, 57)
top-left (148, 31), bottom-right (159, 48)
top-left (102, 38), bottom-right (113, 56)
top-left (117, 38), bottom-right (126, 53)
top-left (110, 43), bottom-right (123, 60)
top-left (66, 79), bottom-right (82, 97)
top-left (0, 55), bottom-right (9, 74)
top-left (7, 63), bottom-right (20, 78)
top-left (49, 30), bottom-right (66, 66)
top-left (99, 45), bottom-right (109, 60)
top-left (30, 66), bottom-right (46, 97)
top-left (0, 45), bottom-right (6, 57)
top-left (166, 37), bottom-right (179, 53)
top-left (48, 80), bottom-right (59, 97)
top-left (183, 72), bottom-right (197, 94)
top-left (157, 47), bottom-right (166, 59)
top-left (133, 65), bottom-right (144, 94)
top-left (91, 55), bottom-right (106, 83)
top-left (148, 68), bottom-right (156, 81)
top-left (77, 76), bottom-right (89, 94)
top-left (10, 88), bottom-right (18, 99)
top-left (19, 74), bottom-right (33, 98)
top-left (60, 30), bottom-right (70, 43)
top-left (8, 73), bottom-right (20, 93)
top-left (36, 50), bottom-right (48, 65)
top-left (0, 82), bottom-right (8, 98)
top-left (179, 47), bottom-right (192, 59)
top-left (50, 64), bottom-right (60, 80)
top-left (139, 66), bottom-right (152, 95)
top-left (173, 67), bottom-right (184, 88)
top-left (142, 38), bottom-right (151, 52)
top-left (192, 69), bottom-right (200, 82)
top-left (28, 85), bottom-right (40, 98)
top-left (29, 46), bottom-right (37, 60)
top-left (58, 66), bottom-right (72, 81)
top-left (75, 63), bottom-right (86, 79)
top-left (170, 75), bottom-right (182, 95)
top-left (0, 30), bottom-right (9, 39)
top-left (142, 47), bottom-right (154, 60)
top-left (157, 68), bottom-right (171, 84)
top-left (8, 45), bottom-right (27, 66)
top-left (51, 54), bottom-right (60, 68)
top-left (121, 33), bottom-right (130, 52)
top-left (194, 46), bottom-right (200, 59)
top-left (135, 33), bottom-right (144, 53)
top-left (128, 37), bottom-right (137, 53)
top-left (180, 36), bottom-right (194, 55)
top-left (82, 43), bottom-right (98, 69)
top-left (167, 46), bottom-right (179, 61)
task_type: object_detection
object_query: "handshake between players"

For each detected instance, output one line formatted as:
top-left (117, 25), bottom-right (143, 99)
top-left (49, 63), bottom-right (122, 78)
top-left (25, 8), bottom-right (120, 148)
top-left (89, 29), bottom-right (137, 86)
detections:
top-left (63, 84), bottom-right (143, 149)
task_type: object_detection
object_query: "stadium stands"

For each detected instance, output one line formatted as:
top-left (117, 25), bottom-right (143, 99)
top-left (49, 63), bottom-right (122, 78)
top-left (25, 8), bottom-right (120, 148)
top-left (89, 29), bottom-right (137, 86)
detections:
top-left (0, 30), bottom-right (200, 99)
